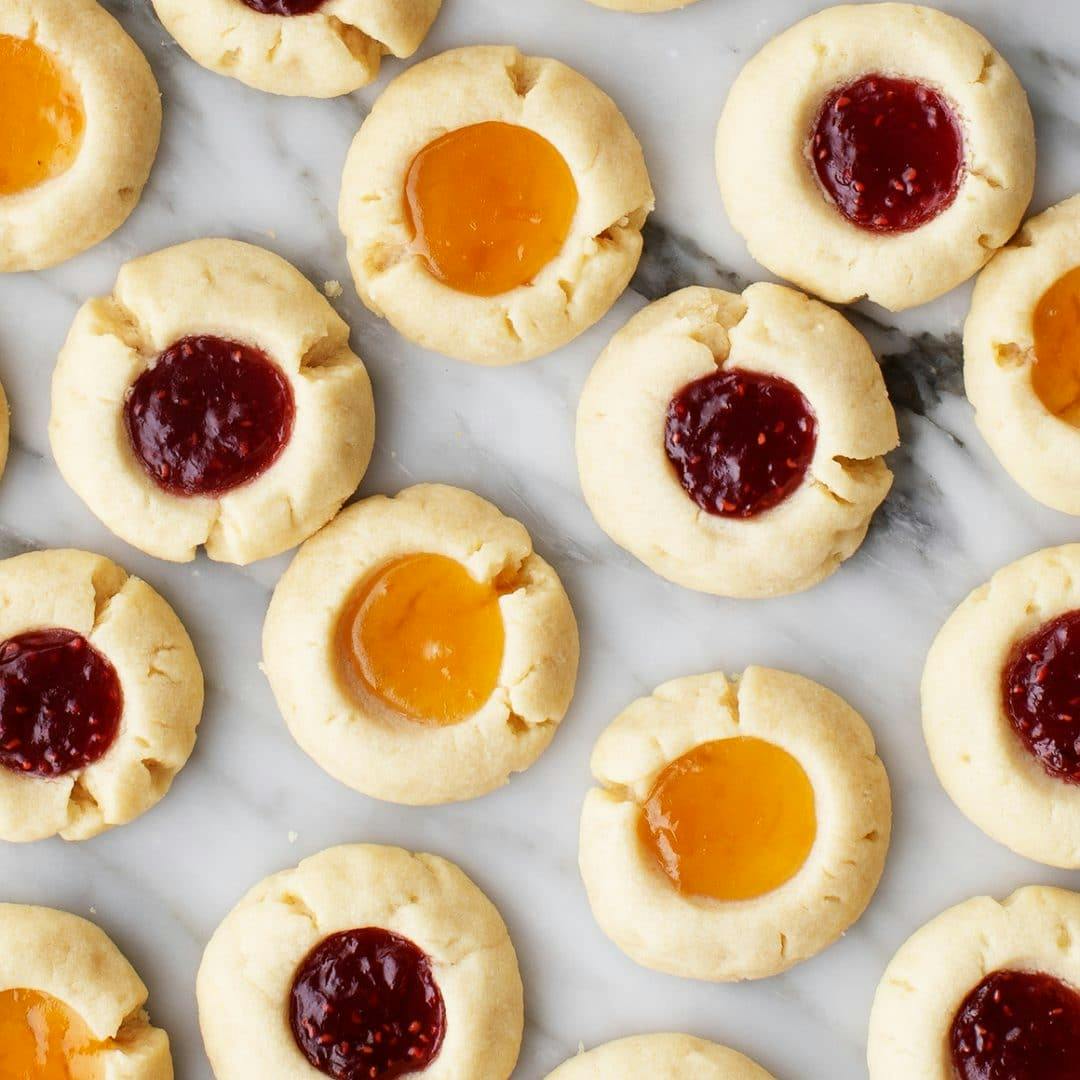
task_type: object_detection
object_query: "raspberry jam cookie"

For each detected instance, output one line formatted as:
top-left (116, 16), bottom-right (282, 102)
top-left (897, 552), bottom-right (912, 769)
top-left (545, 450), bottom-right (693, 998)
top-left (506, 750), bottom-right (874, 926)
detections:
top-left (0, 0), bottom-right (161, 272)
top-left (50, 239), bottom-right (375, 566)
top-left (579, 667), bottom-right (891, 981)
top-left (339, 45), bottom-right (654, 365)
top-left (576, 284), bottom-right (897, 597)
top-left (965, 195), bottom-right (1080, 514)
top-left (263, 484), bottom-right (579, 804)
top-left (544, 1034), bottom-right (775, 1079)
top-left (0, 549), bottom-right (202, 843)
top-left (715, 4), bottom-right (1035, 311)
top-left (0, 904), bottom-right (172, 1078)
top-left (921, 543), bottom-right (1080, 867)
top-left (197, 844), bottom-right (523, 1080)
top-left (868, 886), bottom-right (1080, 1079)
top-left (150, 0), bottom-right (441, 98)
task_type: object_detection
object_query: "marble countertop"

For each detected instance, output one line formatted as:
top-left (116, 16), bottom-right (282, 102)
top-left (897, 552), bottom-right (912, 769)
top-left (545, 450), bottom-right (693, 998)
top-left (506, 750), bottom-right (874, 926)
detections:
top-left (3, 1), bottom-right (1080, 1076)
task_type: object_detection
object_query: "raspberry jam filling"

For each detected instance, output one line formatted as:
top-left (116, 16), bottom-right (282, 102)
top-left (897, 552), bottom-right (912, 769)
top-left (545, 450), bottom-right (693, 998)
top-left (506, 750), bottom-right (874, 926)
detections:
top-left (0, 630), bottom-right (122, 778)
top-left (638, 737), bottom-right (817, 901)
top-left (404, 121), bottom-right (579, 297)
top-left (289, 928), bottom-right (446, 1080)
top-left (337, 554), bottom-right (505, 726)
top-left (124, 335), bottom-right (295, 498)
top-left (811, 74), bottom-right (964, 233)
top-left (950, 970), bottom-right (1080, 1080)
top-left (1003, 609), bottom-right (1080, 783)
top-left (1031, 266), bottom-right (1080, 425)
top-left (239, 0), bottom-right (325, 13)
top-left (0, 988), bottom-right (102, 1079)
top-left (664, 368), bottom-right (817, 518)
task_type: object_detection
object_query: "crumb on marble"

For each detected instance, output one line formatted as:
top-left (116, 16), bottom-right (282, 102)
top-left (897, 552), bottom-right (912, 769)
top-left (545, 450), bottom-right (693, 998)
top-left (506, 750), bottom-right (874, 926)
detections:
top-left (323, 280), bottom-right (344, 299)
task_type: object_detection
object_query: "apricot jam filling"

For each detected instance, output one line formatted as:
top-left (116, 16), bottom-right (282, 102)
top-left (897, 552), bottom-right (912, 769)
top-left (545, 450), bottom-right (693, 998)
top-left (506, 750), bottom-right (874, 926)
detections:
top-left (811, 74), bottom-right (964, 233)
top-left (240, 0), bottom-right (325, 13)
top-left (1031, 266), bottom-right (1080, 423)
top-left (289, 928), bottom-right (445, 1080)
top-left (124, 335), bottom-right (295, 498)
top-left (638, 736), bottom-right (817, 901)
top-left (404, 121), bottom-right (579, 297)
top-left (665, 368), bottom-right (817, 518)
top-left (337, 553), bottom-right (505, 726)
top-left (0, 35), bottom-right (84, 198)
top-left (950, 970), bottom-right (1080, 1080)
top-left (0, 629), bottom-right (122, 778)
top-left (0, 988), bottom-right (103, 1079)
top-left (1003, 609), bottom-right (1080, 784)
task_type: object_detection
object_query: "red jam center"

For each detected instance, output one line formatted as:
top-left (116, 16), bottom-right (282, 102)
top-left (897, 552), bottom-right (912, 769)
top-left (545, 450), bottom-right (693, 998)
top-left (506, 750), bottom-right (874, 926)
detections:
top-left (289, 928), bottom-right (445, 1080)
top-left (239, 0), bottom-right (325, 14)
top-left (665, 368), bottom-right (817, 518)
top-left (124, 335), bottom-right (295, 498)
top-left (950, 969), bottom-right (1080, 1080)
top-left (1003, 609), bottom-right (1080, 784)
top-left (0, 630), bottom-right (122, 778)
top-left (811, 74), bottom-right (964, 233)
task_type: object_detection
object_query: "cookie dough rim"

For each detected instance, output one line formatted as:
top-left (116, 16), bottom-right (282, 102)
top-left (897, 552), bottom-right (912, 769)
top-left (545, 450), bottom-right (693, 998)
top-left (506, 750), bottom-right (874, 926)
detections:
top-left (543, 1033), bottom-right (776, 1079)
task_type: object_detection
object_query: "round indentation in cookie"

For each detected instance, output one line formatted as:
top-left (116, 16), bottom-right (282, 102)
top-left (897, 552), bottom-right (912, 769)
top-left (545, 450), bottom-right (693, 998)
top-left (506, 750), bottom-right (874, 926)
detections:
top-left (0, 629), bottom-right (122, 779)
top-left (0, 988), bottom-right (101, 1078)
top-left (665, 368), bottom-right (817, 518)
top-left (811, 74), bottom-right (964, 233)
top-left (1003, 609), bottom-right (1080, 784)
top-left (638, 736), bottom-right (816, 901)
top-left (0, 34), bottom-right (84, 198)
top-left (289, 927), bottom-right (445, 1080)
top-left (404, 121), bottom-right (580, 297)
top-left (337, 553), bottom-right (505, 726)
top-left (949, 969), bottom-right (1080, 1079)
top-left (1031, 266), bottom-right (1080, 422)
top-left (124, 334), bottom-right (295, 497)
top-left (240, 0), bottom-right (325, 13)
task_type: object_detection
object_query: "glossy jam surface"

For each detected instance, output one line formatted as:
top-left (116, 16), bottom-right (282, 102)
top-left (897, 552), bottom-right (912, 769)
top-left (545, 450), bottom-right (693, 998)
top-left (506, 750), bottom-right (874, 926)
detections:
top-left (0, 988), bottom-right (102, 1079)
top-left (289, 928), bottom-right (445, 1080)
top-left (811, 74), bottom-right (964, 232)
top-left (0, 630), bottom-right (122, 778)
top-left (638, 737), bottom-right (817, 901)
top-left (1003, 609), bottom-right (1080, 784)
top-left (0, 35), bottom-right (84, 197)
top-left (404, 121), bottom-right (579, 297)
top-left (950, 969), bottom-right (1080, 1080)
top-left (239, 0), bottom-right (325, 12)
top-left (338, 554), bottom-right (505, 726)
top-left (665, 368), bottom-right (817, 518)
top-left (124, 335), bottom-right (295, 497)
top-left (1031, 266), bottom-right (1080, 423)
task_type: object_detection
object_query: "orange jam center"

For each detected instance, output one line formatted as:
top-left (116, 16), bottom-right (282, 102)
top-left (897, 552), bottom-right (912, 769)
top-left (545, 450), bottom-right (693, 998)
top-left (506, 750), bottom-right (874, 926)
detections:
top-left (0, 34), bottom-right (84, 197)
top-left (638, 736), bottom-right (817, 901)
top-left (1032, 266), bottom-right (1080, 422)
top-left (403, 121), bottom-right (579, 297)
top-left (338, 553), bottom-right (505, 726)
top-left (0, 988), bottom-right (102, 1079)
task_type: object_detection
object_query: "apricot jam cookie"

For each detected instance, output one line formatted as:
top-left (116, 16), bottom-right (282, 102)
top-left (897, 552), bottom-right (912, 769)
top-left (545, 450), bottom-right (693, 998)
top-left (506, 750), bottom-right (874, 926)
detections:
top-left (579, 667), bottom-right (890, 981)
top-left (965, 195), bottom-right (1080, 514)
top-left (197, 844), bottom-right (523, 1080)
top-left (715, 3), bottom-right (1035, 311)
top-left (544, 1034), bottom-right (775, 1079)
top-left (0, 904), bottom-right (172, 1078)
top-left (576, 284), bottom-right (897, 598)
top-left (339, 45), bottom-right (654, 366)
top-left (921, 543), bottom-right (1080, 867)
top-left (0, 549), bottom-right (202, 843)
top-left (263, 484), bottom-right (579, 804)
top-left (49, 239), bottom-right (375, 566)
top-left (150, 0), bottom-right (441, 98)
top-left (0, 0), bottom-right (160, 273)
top-left (868, 886), bottom-right (1080, 1079)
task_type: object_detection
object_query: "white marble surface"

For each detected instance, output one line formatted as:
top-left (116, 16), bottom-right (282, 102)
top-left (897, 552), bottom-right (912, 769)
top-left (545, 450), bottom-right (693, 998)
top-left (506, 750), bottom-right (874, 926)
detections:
top-left (2, 1), bottom-right (1080, 1076)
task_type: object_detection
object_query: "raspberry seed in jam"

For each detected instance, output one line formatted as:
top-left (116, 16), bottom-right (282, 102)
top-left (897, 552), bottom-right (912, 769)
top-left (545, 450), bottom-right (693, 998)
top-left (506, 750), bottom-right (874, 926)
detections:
top-left (950, 969), bottom-right (1080, 1080)
top-left (0, 629), bottom-right (122, 778)
top-left (289, 927), bottom-right (445, 1080)
top-left (1003, 609), bottom-right (1080, 783)
top-left (124, 335), bottom-right (295, 498)
top-left (665, 368), bottom-right (817, 518)
top-left (239, 0), bottom-right (325, 14)
top-left (811, 74), bottom-right (964, 233)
